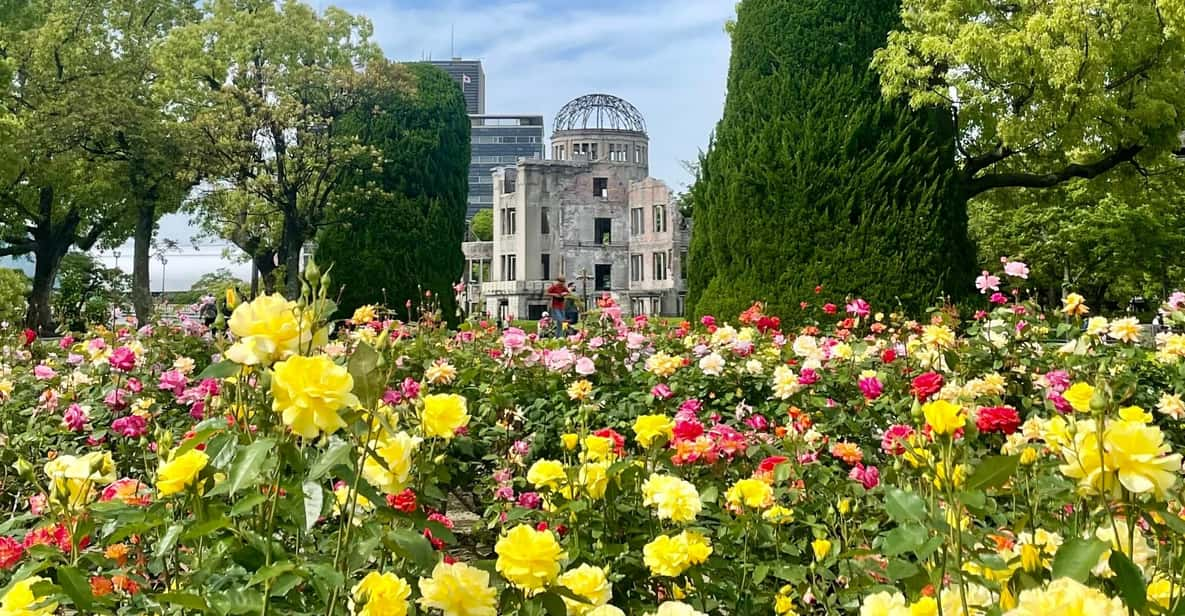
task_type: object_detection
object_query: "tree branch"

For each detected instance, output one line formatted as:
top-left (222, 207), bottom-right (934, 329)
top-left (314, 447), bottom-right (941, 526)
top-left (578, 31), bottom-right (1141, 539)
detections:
top-left (965, 144), bottom-right (1144, 197)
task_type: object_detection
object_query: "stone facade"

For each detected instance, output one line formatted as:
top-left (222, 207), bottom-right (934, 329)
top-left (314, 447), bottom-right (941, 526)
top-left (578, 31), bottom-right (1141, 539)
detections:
top-left (462, 93), bottom-right (689, 321)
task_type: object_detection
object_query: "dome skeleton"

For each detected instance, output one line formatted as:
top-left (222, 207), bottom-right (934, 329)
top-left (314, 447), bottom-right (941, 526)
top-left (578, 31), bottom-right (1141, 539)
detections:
top-left (553, 94), bottom-right (647, 134)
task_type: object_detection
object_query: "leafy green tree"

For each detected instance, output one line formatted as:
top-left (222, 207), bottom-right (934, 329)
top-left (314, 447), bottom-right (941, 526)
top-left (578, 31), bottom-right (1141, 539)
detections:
top-left (52, 252), bottom-right (131, 332)
top-left (875, 0), bottom-right (1185, 199)
top-left (0, 0), bottom-right (156, 332)
top-left (0, 268), bottom-right (29, 325)
top-left (316, 62), bottom-right (469, 321)
top-left (687, 0), bottom-right (974, 319)
top-left (187, 188), bottom-right (285, 295)
top-left (157, 0), bottom-right (386, 299)
top-left (971, 170), bottom-right (1185, 310)
top-left (469, 209), bottom-right (493, 241)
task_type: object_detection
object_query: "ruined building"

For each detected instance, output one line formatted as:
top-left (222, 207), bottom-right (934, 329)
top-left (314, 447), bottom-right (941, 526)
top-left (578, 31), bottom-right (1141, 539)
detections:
top-left (462, 94), bottom-right (690, 320)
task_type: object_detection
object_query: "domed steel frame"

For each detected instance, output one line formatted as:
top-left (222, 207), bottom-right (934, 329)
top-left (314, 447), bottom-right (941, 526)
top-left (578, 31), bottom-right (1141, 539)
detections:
top-left (554, 93), bottom-right (647, 134)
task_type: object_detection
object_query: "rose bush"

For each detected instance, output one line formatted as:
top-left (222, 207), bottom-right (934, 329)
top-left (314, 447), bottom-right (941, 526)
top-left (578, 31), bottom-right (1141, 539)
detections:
top-left (0, 260), bottom-right (1182, 615)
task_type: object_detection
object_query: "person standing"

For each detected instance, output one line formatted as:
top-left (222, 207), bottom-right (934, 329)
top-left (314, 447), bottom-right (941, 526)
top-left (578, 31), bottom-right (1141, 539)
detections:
top-left (545, 276), bottom-right (568, 336)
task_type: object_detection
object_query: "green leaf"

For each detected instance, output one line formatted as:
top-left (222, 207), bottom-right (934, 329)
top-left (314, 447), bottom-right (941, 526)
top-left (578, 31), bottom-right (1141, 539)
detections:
top-left (698, 485), bottom-right (718, 504)
top-left (753, 564), bottom-right (769, 584)
top-left (182, 517), bottom-right (231, 541)
top-left (882, 524), bottom-right (928, 556)
top-left (308, 438), bottom-right (352, 481)
top-left (348, 343), bottom-right (383, 406)
top-left (157, 592), bottom-right (209, 610)
top-left (1051, 538), bottom-right (1109, 583)
top-left (224, 438), bottom-right (275, 496)
top-left (538, 591), bottom-right (567, 616)
top-left (965, 455), bottom-right (1020, 491)
top-left (56, 566), bottom-right (93, 610)
top-left (302, 481), bottom-right (324, 532)
top-left (174, 417), bottom-right (228, 457)
top-left (884, 488), bottom-right (927, 524)
top-left (886, 559), bottom-right (920, 580)
top-left (229, 492), bottom-right (268, 517)
top-left (389, 528), bottom-right (436, 569)
top-left (154, 524), bottom-right (183, 560)
top-left (249, 562), bottom-right (296, 587)
top-left (197, 359), bottom-right (240, 379)
top-left (1108, 551), bottom-right (1146, 611)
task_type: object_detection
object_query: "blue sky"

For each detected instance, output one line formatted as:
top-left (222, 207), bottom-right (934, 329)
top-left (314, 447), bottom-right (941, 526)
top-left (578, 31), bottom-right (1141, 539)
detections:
top-left (5, 0), bottom-right (735, 290)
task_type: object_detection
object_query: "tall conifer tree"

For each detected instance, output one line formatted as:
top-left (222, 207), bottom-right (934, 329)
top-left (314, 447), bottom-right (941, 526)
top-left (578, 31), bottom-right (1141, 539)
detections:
top-left (687, 0), bottom-right (975, 319)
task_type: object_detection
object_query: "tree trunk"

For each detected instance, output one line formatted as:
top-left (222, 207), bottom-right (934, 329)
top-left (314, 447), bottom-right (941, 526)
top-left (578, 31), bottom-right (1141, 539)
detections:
top-left (254, 253), bottom-right (278, 296)
top-left (282, 214), bottom-right (304, 299)
top-left (132, 203), bottom-right (155, 324)
top-left (25, 241), bottom-right (66, 335)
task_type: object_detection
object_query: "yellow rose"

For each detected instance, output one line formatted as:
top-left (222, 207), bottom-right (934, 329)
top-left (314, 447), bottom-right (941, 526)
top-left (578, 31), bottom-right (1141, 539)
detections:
top-left (421, 394), bottom-right (469, 440)
top-left (811, 538), bottom-right (831, 561)
top-left (352, 571), bottom-right (411, 616)
top-left (1061, 383), bottom-right (1095, 413)
top-left (226, 293), bottom-right (324, 365)
top-left (578, 462), bottom-right (609, 500)
top-left (1061, 293), bottom-right (1089, 317)
top-left (859, 591), bottom-right (907, 616)
top-left (44, 452), bottom-right (116, 509)
top-left (725, 478), bottom-right (774, 510)
top-left (763, 505), bottom-right (795, 524)
top-left (567, 379), bottom-right (594, 401)
top-left (561, 433), bottom-right (580, 450)
top-left (1006, 577), bottom-right (1123, 616)
top-left (643, 531), bottom-right (712, 578)
top-left (558, 564), bottom-right (612, 615)
top-left (0, 576), bottom-right (56, 615)
top-left (922, 400), bottom-right (965, 435)
top-left (156, 449), bottom-right (209, 497)
top-left (271, 355), bottom-right (358, 439)
top-left (494, 525), bottom-right (567, 592)
top-left (424, 361), bottom-right (458, 385)
top-left (417, 561), bottom-right (497, 616)
top-left (581, 435), bottom-right (615, 462)
top-left (527, 459), bottom-right (567, 491)
top-left (361, 431), bottom-right (422, 494)
top-left (1104, 419), bottom-right (1181, 500)
top-left (641, 474), bottom-right (701, 522)
top-left (351, 304), bottom-right (378, 324)
top-left (633, 414), bottom-right (674, 449)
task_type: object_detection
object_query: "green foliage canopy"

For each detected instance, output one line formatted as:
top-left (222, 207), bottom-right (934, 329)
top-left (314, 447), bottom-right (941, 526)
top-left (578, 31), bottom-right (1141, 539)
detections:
top-left (316, 62), bottom-right (470, 322)
top-left (687, 0), bottom-right (974, 319)
top-left (875, 0), bottom-right (1185, 197)
top-left (156, 0), bottom-right (388, 299)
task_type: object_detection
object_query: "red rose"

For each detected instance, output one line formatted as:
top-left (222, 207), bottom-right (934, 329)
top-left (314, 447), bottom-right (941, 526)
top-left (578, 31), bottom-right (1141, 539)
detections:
top-left (386, 488), bottom-right (417, 513)
top-left (910, 372), bottom-right (944, 400)
top-left (976, 406), bottom-right (1021, 435)
top-left (21, 328), bottom-right (36, 347)
top-left (881, 348), bottom-right (898, 364)
top-left (593, 428), bottom-right (626, 457)
top-left (822, 303), bottom-right (838, 315)
top-left (758, 455), bottom-right (789, 475)
top-left (0, 536), bottom-right (24, 569)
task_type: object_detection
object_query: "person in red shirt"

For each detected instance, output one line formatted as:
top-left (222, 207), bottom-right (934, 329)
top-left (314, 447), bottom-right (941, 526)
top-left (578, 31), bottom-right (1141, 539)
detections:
top-left (545, 276), bottom-right (568, 336)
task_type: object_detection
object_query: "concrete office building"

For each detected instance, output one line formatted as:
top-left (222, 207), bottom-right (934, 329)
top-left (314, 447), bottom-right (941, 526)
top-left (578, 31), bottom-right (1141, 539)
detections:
top-left (427, 59), bottom-right (485, 114)
top-left (429, 58), bottom-right (545, 217)
top-left (462, 94), bottom-right (690, 320)
top-left (468, 115), bottom-right (545, 216)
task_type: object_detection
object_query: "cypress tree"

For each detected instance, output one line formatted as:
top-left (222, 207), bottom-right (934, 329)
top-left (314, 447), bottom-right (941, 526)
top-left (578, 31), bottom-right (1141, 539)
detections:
top-left (317, 62), bottom-right (470, 320)
top-left (687, 0), bottom-right (974, 320)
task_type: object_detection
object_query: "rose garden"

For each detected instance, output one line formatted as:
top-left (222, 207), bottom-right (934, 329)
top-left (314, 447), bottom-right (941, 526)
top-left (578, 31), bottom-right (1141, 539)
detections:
top-left (5, 0), bottom-right (1185, 614)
